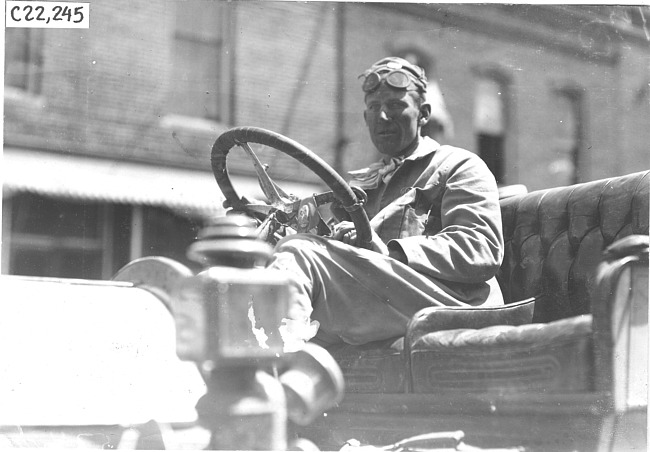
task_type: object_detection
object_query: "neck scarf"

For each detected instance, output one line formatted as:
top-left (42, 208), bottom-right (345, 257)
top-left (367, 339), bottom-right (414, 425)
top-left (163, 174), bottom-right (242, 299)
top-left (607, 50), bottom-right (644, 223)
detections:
top-left (348, 157), bottom-right (405, 190)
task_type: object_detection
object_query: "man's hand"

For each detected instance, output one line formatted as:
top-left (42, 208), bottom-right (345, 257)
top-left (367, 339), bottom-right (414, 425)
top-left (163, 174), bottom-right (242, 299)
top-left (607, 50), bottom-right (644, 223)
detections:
top-left (330, 221), bottom-right (389, 255)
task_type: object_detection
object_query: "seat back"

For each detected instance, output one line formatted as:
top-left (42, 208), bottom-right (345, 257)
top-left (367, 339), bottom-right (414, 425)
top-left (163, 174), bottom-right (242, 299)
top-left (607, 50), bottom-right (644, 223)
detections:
top-left (497, 171), bottom-right (649, 323)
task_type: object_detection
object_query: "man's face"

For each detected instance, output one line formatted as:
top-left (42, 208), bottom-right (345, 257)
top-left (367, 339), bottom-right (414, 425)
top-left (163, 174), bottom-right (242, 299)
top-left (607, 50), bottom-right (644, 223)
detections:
top-left (363, 85), bottom-right (426, 157)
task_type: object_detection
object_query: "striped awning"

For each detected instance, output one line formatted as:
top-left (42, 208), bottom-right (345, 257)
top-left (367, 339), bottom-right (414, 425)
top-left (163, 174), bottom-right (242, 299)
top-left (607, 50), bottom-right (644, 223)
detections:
top-left (2, 148), bottom-right (324, 216)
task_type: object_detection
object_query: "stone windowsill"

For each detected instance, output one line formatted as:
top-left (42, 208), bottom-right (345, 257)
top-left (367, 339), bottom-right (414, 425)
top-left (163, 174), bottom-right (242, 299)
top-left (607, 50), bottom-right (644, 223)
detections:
top-left (4, 86), bottom-right (47, 109)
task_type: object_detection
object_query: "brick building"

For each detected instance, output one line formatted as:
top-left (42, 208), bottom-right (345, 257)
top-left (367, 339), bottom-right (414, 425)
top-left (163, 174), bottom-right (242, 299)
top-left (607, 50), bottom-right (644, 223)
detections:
top-left (3, 2), bottom-right (649, 279)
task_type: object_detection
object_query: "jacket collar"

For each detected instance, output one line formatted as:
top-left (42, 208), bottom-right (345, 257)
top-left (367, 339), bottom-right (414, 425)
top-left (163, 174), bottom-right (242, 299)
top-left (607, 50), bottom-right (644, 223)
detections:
top-left (403, 136), bottom-right (440, 163)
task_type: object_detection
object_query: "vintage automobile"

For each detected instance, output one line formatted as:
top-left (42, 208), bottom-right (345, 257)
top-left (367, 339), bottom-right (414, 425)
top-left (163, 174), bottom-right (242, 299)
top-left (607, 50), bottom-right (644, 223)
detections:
top-left (1, 127), bottom-right (647, 451)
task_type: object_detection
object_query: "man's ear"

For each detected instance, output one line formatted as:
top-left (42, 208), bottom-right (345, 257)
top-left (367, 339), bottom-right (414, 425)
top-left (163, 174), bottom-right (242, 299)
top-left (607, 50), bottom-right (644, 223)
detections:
top-left (363, 109), bottom-right (368, 124)
top-left (418, 103), bottom-right (432, 125)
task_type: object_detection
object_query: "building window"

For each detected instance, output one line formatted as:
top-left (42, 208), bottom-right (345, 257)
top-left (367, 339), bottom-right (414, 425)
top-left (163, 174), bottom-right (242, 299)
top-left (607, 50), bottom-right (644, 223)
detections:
top-left (140, 206), bottom-right (201, 271)
top-left (4, 194), bottom-right (115, 279)
top-left (2, 194), bottom-right (201, 279)
top-left (397, 50), bottom-right (453, 142)
top-left (169, 1), bottom-right (224, 120)
top-left (474, 77), bottom-right (507, 183)
top-left (550, 89), bottom-right (584, 185)
top-left (4, 28), bottom-right (44, 93)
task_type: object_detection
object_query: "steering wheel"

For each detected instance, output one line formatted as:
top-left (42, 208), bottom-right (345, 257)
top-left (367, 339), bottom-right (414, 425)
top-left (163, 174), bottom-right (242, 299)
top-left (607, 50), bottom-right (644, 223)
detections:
top-left (211, 127), bottom-right (373, 249)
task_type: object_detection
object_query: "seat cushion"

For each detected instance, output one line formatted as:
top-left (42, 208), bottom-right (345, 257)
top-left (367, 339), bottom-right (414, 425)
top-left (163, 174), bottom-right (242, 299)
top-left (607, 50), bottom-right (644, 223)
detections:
top-left (328, 298), bottom-right (536, 394)
top-left (410, 315), bottom-right (594, 394)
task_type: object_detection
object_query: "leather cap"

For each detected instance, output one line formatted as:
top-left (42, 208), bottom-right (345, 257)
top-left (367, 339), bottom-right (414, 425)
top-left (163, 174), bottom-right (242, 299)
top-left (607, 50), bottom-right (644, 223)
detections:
top-left (361, 56), bottom-right (428, 91)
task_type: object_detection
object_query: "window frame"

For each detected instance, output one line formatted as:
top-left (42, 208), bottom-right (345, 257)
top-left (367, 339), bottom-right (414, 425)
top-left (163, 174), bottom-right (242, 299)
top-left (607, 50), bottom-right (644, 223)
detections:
top-left (168, 1), bottom-right (226, 122)
top-left (2, 193), bottom-right (203, 279)
top-left (551, 86), bottom-right (586, 185)
top-left (2, 194), bottom-right (112, 279)
top-left (4, 28), bottom-right (44, 94)
top-left (472, 68), bottom-right (512, 185)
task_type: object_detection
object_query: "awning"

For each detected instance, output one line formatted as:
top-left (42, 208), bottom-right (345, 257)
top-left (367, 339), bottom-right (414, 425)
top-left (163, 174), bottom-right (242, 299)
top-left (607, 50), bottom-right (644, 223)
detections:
top-left (2, 149), bottom-right (325, 216)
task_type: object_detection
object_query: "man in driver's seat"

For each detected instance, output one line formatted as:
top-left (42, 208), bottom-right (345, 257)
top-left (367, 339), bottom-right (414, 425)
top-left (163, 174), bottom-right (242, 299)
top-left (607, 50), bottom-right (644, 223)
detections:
top-left (270, 57), bottom-right (504, 350)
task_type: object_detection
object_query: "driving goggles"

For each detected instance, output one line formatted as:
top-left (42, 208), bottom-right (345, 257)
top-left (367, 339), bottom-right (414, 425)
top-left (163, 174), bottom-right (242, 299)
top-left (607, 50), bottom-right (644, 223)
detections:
top-left (361, 69), bottom-right (425, 93)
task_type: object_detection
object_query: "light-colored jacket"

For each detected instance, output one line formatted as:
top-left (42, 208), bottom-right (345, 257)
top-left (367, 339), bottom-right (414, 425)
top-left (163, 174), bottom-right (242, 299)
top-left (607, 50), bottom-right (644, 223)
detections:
top-left (359, 136), bottom-right (504, 305)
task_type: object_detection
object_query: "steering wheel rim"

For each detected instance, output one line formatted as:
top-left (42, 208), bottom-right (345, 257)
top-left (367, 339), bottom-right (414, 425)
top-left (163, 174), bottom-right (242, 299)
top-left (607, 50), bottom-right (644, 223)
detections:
top-left (211, 127), bottom-right (373, 249)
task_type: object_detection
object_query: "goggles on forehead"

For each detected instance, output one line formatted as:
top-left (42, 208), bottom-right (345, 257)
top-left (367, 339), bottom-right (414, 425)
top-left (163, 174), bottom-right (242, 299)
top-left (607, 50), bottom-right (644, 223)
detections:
top-left (360, 69), bottom-right (425, 94)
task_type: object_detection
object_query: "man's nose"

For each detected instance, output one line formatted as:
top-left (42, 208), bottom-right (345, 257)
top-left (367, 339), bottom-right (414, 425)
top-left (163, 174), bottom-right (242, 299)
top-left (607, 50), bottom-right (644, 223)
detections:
top-left (378, 108), bottom-right (391, 121)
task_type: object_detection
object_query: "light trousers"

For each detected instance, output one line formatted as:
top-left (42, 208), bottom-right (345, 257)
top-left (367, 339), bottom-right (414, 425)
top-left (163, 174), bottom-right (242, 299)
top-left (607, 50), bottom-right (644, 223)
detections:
top-left (268, 234), bottom-right (502, 347)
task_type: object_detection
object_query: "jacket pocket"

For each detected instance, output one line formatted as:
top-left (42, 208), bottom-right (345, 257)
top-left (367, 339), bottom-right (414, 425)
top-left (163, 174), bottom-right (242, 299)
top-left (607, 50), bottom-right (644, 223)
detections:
top-left (372, 186), bottom-right (440, 240)
top-left (401, 186), bottom-right (445, 238)
top-left (398, 187), bottom-right (430, 238)
top-left (399, 204), bottom-right (427, 238)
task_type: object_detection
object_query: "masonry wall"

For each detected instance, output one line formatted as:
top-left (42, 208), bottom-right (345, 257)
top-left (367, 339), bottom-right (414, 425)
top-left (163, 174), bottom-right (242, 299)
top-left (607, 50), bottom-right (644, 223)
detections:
top-left (4, 1), bottom-right (188, 165)
top-left (616, 42), bottom-right (650, 178)
top-left (341, 4), bottom-right (650, 190)
top-left (231, 2), bottom-right (340, 182)
top-left (4, 2), bottom-right (649, 193)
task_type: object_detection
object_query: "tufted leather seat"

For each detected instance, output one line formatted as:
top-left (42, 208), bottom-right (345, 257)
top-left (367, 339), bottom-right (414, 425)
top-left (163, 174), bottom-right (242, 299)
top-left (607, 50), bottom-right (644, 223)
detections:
top-left (499, 170), bottom-right (648, 322)
top-left (329, 170), bottom-right (649, 395)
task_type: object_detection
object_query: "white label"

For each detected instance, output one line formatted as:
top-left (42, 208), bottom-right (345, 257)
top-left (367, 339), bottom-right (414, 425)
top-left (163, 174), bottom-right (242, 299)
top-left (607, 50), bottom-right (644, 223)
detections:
top-left (6, 1), bottom-right (90, 28)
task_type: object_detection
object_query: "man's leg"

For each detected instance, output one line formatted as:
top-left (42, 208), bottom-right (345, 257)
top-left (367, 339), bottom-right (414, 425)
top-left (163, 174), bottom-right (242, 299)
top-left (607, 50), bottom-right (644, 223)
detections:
top-left (268, 234), bottom-right (472, 347)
